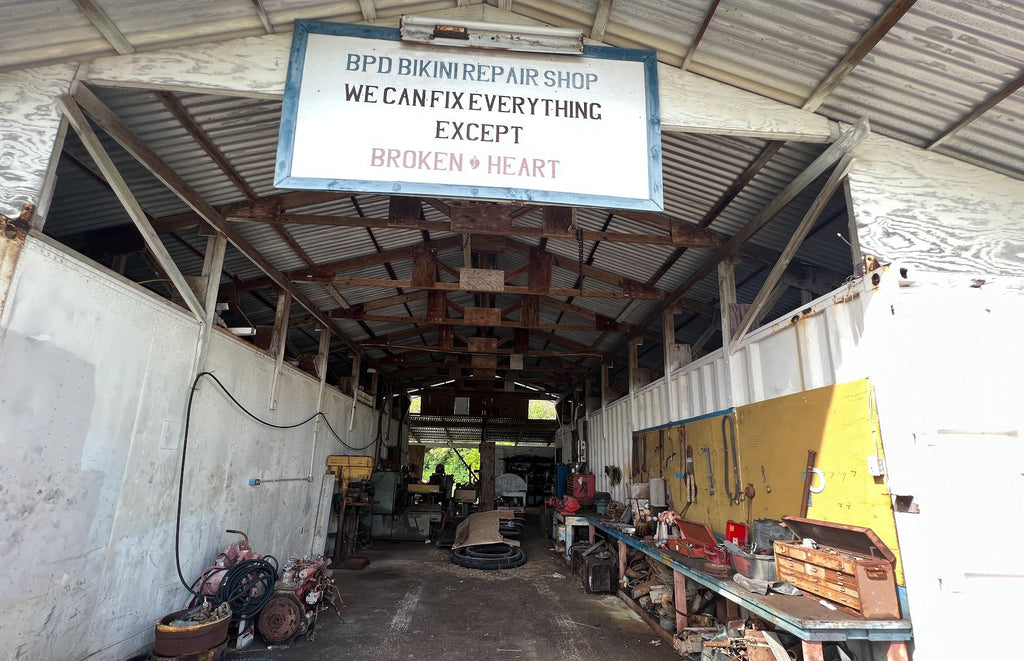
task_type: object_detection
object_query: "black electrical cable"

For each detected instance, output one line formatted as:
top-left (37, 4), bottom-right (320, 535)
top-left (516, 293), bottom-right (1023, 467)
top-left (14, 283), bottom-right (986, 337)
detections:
top-left (174, 370), bottom-right (375, 594)
top-left (217, 558), bottom-right (278, 620)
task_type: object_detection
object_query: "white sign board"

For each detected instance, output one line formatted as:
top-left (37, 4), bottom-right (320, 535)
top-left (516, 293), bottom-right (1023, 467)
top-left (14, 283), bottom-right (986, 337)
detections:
top-left (276, 21), bottom-right (663, 211)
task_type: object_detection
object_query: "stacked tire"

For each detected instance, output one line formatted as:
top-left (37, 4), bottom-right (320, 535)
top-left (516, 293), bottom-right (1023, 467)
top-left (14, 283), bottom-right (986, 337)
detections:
top-left (451, 543), bottom-right (527, 570)
top-left (498, 518), bottom-right (526, 539)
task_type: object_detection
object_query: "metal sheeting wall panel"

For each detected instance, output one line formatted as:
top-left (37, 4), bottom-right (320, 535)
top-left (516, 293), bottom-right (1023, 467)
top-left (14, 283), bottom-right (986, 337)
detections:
top-left (580, 274), bottom-right (878, 504)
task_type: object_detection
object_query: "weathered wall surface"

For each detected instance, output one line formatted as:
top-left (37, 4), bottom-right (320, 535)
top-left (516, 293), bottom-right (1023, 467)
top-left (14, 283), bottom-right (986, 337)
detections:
top-left (0, 236), bottom-right (377, 660)
top-left (848, 134), bottom-right (1024, 276)
top-left (582, 267), bottom-right (1024, 660)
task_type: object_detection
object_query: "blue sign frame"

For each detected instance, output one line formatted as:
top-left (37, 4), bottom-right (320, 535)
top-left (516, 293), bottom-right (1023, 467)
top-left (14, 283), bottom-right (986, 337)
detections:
top-left (275, 20), bottom-right (663, 211)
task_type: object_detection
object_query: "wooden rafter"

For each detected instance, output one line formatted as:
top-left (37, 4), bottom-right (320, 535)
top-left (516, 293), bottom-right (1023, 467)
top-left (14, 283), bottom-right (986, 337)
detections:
top-left (70, 85), bottom-right (373, 365)
top-left (680, 0), bottom-right (721, 72)
top-left (928, 71), bottom-right (1024, 151)
top-left (72, 0), bottom-right (135, 55)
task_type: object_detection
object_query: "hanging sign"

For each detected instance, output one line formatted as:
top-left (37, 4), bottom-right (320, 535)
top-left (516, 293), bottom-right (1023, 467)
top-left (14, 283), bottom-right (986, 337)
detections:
top-left (276, 20), bottom-right (663, 211)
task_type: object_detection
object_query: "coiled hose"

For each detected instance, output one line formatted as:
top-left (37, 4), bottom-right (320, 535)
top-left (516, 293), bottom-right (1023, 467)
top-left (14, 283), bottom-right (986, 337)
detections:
top-left (203, 557), bottom-right (279, 620)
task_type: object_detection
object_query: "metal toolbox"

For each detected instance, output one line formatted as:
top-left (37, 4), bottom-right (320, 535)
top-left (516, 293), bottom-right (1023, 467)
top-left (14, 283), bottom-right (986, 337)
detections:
top-left (773, 517), bottom-right (900, 619)
top-left (583, 555), bottom-right (618, 594)
top-left (666, 518), bottom-right (720, 559)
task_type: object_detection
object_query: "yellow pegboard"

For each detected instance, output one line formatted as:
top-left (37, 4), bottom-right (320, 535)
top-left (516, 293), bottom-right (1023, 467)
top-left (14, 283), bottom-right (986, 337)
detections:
top-left (634, 379), bottom-right (903, 584)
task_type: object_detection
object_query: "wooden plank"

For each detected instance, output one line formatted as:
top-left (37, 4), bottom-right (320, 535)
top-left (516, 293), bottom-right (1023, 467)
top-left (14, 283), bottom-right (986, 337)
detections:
top-left (450, 203), bottom-right (515, 233)
top-left (929, 71), bottom-right (1024, 150)
top-left (438, 325), bottom-right (454, 350)
top-left (459, 268), bottom-right (505, 292)
top-left (72, 0), bottom-right (135, 54)
top-left (717, 259), bottom-right (737, 345)
top-left (250, 0), bottom-right (275, 34)
top-left (411, 246), bottom-right (435, 288)
top-left (542, 206), bottom-right (576, 237)
top-left (467, 337), bottom-right (498, 353)
top-left (521, 296), bottom-right (540, 328)
top-left (426, 290), bottom-right (447, 322)
top-left (600, 119), bottom-right (870, 368)
top-left (59, 96), bottom-right (205, 319)
top-left (730, 155), bottom-right (855, 350)
top-left (801, 0), bottom-right (918, 112)
top-left (196, 232), bottom-right (227, 371)
top-left (71, 85), bottom-right (371, 361)
top-left (680, 0), bottom-right (720, 72)
top-left (658, 63), bottom-right (833, 142)
top-left (155, 91), bottom-right (257, 201)
top-left (317, 276), bottom-right (663, 300)
top-left (464, 306), bottom-right (502, 326)
top-left (388, 196), bottom-right (421, 223)
top-left (590, 0), bottom-right (613, 42)
top-left (849, 133), bottom-right (1024, 276)
top-left (529, 248), bottom-right (553, 293)
top-left (268, 290), bottom-right (291, 410)
top-left (0, 63), bottom-right (77, 221)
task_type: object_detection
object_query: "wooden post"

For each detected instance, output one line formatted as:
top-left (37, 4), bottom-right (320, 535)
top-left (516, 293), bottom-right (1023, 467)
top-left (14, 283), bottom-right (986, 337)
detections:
top-left (802, 641), bottom-right (825, 661)
top-left (0, 206), bottom-right (32, 321)
top-left (478, 441), bottom-right (495, 511)
top-left (618, 540), bottom-right (628, 588)
top-left (348, 353), bottom-right (361, 431)
top-left (196, 233), bottom-right (227, 373)
top-left (886, 642), bottom-right (910, 661)
top-left (674, 569), bottom-right (688, 632)
top-left (268, 290), bottom-right (291, 410)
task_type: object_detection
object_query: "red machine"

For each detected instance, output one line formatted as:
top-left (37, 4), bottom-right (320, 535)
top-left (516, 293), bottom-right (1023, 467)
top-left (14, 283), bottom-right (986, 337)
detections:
top-left (569, 473), bottom-right (596, 506)
top-left (258, 556), bottom-right (342, 644)
top-left (197, 530), bottom-right (264, 598)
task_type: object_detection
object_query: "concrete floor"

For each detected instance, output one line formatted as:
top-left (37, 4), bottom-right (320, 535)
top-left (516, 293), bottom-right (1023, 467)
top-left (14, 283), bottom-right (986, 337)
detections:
top-left (228, 515), bottom-right (680, 660)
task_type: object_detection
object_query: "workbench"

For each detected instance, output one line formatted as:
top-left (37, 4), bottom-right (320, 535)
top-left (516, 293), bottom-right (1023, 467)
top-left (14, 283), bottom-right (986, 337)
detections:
top-left (588, 518), bottom-right (913, 660)
top-left (552, 511), bottom-right (595, 563)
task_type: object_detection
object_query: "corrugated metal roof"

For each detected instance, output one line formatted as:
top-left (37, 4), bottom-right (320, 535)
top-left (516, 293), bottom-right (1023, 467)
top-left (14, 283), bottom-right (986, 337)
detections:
top-left (22, 0), bottom-right (1024, 393)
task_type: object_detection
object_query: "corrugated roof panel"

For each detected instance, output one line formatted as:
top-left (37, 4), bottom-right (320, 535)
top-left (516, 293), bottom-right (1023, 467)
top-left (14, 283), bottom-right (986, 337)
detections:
top-left (820, 0), bottom-right (1024, 148)
top-left (934, 92), bottom-right (1024, 181)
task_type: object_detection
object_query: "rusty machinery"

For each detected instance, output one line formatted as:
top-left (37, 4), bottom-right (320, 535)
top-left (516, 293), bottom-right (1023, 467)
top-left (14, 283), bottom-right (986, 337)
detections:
top-left (258, 556), bottom-right (343, 644)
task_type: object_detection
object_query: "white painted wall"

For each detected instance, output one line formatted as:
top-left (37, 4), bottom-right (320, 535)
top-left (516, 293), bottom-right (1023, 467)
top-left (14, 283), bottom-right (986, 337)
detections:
top-left (848, 134), bottom-right (1024, 277)
top-left (0, 236), bottom-right (378, 660)
top-left (579, 265), bottom-right (1024, 660)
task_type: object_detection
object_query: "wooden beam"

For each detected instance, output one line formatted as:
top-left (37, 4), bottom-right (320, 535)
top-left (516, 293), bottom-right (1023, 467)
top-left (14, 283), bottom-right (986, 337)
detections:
top-left (71, 85), bottom-right (372, 364)
top-left (313, 276), bottom-right (663, 300)
top-left (928, 71), bottom-right (1024, 151)
top-left (155, 91), bottom-right (257, 201)
top-left (58, 95), bottom-right (205, 319)
top-left (680, 0), bottom-right (720, 72)
top-left (72, 0), bottom-right (135, 54)
top-left (349, 312), bottom-right (624, 333)
top-left (358, 0), bottom-right (376, 21)
top-left (371, 345), bottom-right (598, 361)
top-left (801, 0), bottom-right (918, 112)
top-left (224, 209), bottom-right (721, 247)
top-left (250, 0), bottom-right (275, 33)
top-left (602, 118), bottom-right (870, 367)
top-left (729, 155), bottom-right (855, 350)
top-left (590, 0), bottom-right (614, 42)
top-left (268, 290), bottom-right (291, 409)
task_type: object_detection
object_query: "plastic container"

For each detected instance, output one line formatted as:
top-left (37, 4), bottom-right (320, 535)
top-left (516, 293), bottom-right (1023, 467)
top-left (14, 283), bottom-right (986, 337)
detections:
top-left (594, 491), bottom-right (611, 514)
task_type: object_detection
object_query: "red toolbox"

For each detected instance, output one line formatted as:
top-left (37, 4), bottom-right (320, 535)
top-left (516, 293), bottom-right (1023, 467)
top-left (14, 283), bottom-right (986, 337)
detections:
top-left (666, 518), bottom-right (725, 562)
top-left (570, 473), bottom-right (596, 506)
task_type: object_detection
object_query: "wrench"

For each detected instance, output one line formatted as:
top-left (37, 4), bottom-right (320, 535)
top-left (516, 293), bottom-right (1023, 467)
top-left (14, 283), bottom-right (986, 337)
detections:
top-left (701, 446), bottom-right (715, 495)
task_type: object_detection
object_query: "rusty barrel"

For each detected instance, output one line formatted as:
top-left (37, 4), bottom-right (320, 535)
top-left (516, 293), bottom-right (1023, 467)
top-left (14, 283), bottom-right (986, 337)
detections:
top-left (153, 609), bottom-right (230, 657)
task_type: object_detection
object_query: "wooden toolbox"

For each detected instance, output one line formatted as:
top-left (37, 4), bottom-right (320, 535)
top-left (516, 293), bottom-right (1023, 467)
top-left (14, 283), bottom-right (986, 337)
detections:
top-left (773, 517), bottom-right (900, 619)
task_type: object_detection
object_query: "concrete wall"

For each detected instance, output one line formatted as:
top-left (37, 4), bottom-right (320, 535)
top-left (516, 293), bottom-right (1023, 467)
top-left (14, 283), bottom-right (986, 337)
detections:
top-left (0, 236), bottom-right (378, 660)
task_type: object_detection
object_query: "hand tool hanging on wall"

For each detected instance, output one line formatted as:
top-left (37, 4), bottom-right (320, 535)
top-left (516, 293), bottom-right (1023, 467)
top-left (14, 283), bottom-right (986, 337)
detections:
top-left (722, 414), bottom-right (740, 504)
top-left (799, 450), bottom-right (818, 517)
top-left (701, 446), bottom-right (715, 495)
top-left (685, 445), bottom-right (697, 503)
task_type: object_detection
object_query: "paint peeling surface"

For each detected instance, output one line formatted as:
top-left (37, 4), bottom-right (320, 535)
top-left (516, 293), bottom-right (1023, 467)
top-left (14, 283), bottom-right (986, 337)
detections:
top-left (0, 237), bottom-right (380, 659)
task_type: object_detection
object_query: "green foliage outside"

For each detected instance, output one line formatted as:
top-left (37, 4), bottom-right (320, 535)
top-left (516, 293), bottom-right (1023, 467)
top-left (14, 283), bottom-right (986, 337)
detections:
top-left (528, 399), bottom-right (556, 420)
top-left (422, 447), bottom-right (480, 485)
top-left (408, 396), bottom-right (421, 413)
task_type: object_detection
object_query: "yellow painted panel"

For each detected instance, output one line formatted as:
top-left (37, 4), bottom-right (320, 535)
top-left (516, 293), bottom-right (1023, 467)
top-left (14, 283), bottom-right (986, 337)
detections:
top-left (635, 379), bottom-right (902, 584)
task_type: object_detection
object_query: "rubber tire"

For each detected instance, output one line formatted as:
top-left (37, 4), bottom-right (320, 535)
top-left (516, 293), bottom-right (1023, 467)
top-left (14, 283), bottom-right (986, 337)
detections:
top-left (451, 544), bottom-right (527, 570)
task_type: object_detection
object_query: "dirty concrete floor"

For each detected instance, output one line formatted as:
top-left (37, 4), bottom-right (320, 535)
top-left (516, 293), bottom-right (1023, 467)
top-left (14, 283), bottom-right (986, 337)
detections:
top-left (228, 515), bottom-right (680, 660)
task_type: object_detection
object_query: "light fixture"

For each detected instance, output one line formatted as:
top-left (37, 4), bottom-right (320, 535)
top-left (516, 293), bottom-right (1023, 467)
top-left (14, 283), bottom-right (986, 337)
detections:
top-left (399, 15), bottom-right (584, 55)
